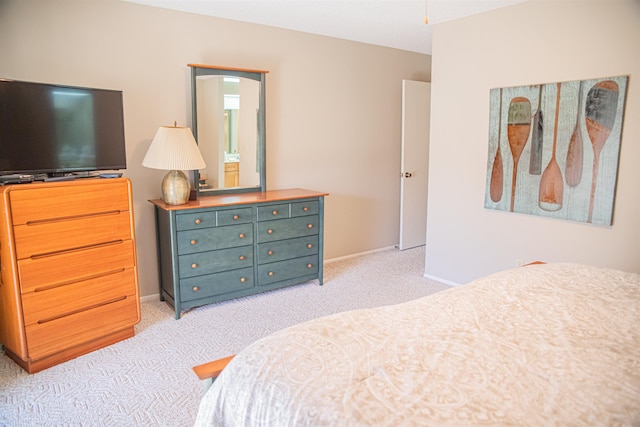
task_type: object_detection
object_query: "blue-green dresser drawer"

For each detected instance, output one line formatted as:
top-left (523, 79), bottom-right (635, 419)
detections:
top-left (180, 267), bottom-right (254, 302)
top-left (177, 223), bottom-right (253, 254)
top-left (179, 246), bottom-right (254, 278)
top-left (257, 203), bottom-right (289, 221)
top-left (291, 200), bottom-right (319, 217)
top-left (217, 207), bottom-right (253, 226)
top-left (176, 210), bottom-right (217, 231)
top-left (257, 235), bottom-right (318, 265)
top-left (257, 215), bottom-right (319, 243)
top-left (258, 255), bottom-right (318, 286)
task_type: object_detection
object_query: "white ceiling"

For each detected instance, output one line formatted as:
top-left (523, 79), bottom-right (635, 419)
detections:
top-left (125, 0), bottom-right (526, 55)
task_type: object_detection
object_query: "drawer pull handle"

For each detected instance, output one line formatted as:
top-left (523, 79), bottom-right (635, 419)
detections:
top-left (239, 255), bottom-right (246, 261)
top-left (268, 271), bottom-right (274, 277)
top-left (191, 263), bottom-right (198, 269)
top-left (193, 286), bottom-right (199, 292)
top-left (307, 244), bottom-right (313, 249)
top-left (191, 239), bottom-right (197, 245)
top-left (267, 229), bottom-right (273, 234)
top-left (272, 210), bottom-right (278, 215)
top-left (307, 224), bottom-right (313, 229)
top-left (195, 219), bottom-right (201, 225)
top-left (307, 263), bottom-right (313, 269)
top-left (240, 277), bottom-right (246, 283)
top-left (268, 250), bottom-right (273, 256)
top-left (303, 207), bottom-right (309, 212)
top-left (233, 215), bottom-right (239, 220)
top-left (239, 233), bottom-right (245, 239)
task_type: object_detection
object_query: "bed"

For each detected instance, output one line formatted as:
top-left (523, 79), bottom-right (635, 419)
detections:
top-left (194, 262), bottom-right (640, 426)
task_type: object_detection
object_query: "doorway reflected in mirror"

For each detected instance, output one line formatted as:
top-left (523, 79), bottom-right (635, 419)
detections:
top-left (189, 64), bottom-right (267, 195)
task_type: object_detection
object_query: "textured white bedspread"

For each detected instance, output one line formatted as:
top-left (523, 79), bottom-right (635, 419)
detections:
top-left (195, 263), bottom-right (640, 426)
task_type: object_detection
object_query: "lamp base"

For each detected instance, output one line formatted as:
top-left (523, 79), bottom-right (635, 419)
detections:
top-left (161, 170), bottom-right (191, 205)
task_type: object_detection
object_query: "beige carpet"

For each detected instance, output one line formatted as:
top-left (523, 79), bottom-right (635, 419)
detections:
top-left (0, 246), bottom-right (449, 426)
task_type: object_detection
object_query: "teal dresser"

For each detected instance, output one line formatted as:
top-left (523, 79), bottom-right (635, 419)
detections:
top-left (150, 188), bottom-right (328, 319)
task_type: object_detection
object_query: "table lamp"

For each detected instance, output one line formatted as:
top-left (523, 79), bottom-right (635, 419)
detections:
top-left (142, 123), bottom-right (206, 205)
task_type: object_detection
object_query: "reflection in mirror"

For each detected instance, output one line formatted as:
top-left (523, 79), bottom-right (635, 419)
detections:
top-left (189, 64), bottom-right (267, 195)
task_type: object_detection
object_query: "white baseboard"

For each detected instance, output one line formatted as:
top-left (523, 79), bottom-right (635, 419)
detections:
top-left (423, 272), bottom-right (462, 287)
top-left (325, 245), bottom-right (462, 287)
top-left (324, 246), bottom-right (397, 264)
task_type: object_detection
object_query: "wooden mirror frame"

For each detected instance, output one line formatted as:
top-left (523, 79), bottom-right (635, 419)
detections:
top-left (189, 64), bottom-right (268, 196)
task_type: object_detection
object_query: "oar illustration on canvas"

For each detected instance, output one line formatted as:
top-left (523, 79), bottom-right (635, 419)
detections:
top-left (585, 80), bottom-right (619, 223)
top-left (507, 96), bottom-right (531, 212)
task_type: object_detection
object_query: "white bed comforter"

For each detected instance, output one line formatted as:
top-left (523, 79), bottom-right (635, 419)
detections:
top-left (195, 263), bottom-right (640, 426)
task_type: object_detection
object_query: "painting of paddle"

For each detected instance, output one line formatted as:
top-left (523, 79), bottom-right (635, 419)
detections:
top-left (585, 80), bottom-right (619, 223)
top-left (489, 88), bottom-right (504, 202)
top-left (484, 75), bottom-right (626, 224)
top-left (565, 80), bottom-right (584, 187)
top-left (539, 82), bottom-right (564, 212)
top-left (529, 84), bottom-right (544, 175)
top-left (507, 96), bottom-right (531, 211)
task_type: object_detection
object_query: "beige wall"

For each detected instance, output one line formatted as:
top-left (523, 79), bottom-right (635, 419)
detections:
top-left (426, 0), bottom-right (640, 284)
top-left (0, 0), bottom-right (430, 297)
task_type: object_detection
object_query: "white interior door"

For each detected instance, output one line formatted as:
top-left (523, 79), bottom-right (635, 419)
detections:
top-left (399, 80), bottom-right (431, 250)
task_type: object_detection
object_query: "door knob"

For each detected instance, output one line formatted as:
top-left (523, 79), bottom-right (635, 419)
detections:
top-left (403, 172), bottom-right (412, 178)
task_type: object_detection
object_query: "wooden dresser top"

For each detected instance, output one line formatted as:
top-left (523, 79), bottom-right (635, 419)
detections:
top-left (149, 188), bottom-right (328, 211)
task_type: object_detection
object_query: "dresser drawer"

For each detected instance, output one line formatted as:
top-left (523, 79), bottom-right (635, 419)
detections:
top-left (291, 199), bottom-right (319, 217)
top-left (257, 235), bottom-right (319, 264)
top-left (257, 215), bottom-right (319, 243)
top-left (176, 210), bottom-right (217, 231)
top-left (257, 203), bottom-right (289, 221)
top-left (18, 240), bottom-right (136, 293)
top-left (8, 180), bottom-right (131, 225)
top-left (217, 207), bottom-right (253, 226)
top-left (21, 268), bottom-right (137, 326)
top-left (177, 223), bottom-right (253, 255)
top-left (24, 294), bottom-right (139, 360)
top-left (176, 207), bottom-right (253, 231)
top-left (258, 255), bottom-right (318, 286)
top-left (13, 211), bottom-right (133, 259)
top-left (179, 246), bottom-right (253, 278)
top-left (180, 267), bottom-right (254, 302)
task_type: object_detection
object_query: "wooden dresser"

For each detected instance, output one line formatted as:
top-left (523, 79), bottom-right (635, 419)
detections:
top-left (150, 188), bottom-right (328, 319)
top-left (0, 178), bottom-right (140, 373)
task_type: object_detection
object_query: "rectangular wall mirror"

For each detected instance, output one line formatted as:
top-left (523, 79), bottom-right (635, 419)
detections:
top-left (189, 64), bottom-right (267, 196)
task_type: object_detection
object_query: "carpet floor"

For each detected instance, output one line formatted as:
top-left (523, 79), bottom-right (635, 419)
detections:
top-left (0, 246), bottom-right (449, 426)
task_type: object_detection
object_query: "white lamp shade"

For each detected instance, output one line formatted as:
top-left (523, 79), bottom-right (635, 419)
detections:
top-left (142, 125), bottom-right (206, 171)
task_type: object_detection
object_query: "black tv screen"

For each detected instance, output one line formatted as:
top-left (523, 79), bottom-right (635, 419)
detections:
top-left (0, 79), bottom-right (127, 176)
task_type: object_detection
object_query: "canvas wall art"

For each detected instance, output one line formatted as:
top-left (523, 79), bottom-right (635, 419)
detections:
top-left (484, 75), bottom-right (628, 225)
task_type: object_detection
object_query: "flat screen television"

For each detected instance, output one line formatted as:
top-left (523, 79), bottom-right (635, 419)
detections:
top-left (0, 78), bottom-right (127, 177)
